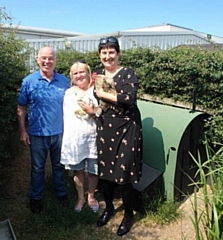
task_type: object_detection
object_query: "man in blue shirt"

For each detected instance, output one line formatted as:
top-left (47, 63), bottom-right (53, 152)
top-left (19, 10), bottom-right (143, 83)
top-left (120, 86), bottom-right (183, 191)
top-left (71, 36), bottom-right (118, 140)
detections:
top-left (17, 47), bottom-right (71, 213)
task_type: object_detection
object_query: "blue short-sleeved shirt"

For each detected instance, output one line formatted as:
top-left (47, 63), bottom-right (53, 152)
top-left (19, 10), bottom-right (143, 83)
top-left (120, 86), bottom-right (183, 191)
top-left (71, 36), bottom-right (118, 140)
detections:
top-left (18, 70), bottom-right (71, 136)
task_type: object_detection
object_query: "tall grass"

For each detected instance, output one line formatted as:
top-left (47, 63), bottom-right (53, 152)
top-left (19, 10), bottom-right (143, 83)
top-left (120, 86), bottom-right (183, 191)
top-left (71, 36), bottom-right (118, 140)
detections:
top-left (189, 142), bottom-right (223, 240)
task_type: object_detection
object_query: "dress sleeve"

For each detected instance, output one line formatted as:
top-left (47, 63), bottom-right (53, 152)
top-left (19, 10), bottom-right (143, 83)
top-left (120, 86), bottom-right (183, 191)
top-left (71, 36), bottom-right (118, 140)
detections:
top-left (117, 68), bottom-right (138, 107)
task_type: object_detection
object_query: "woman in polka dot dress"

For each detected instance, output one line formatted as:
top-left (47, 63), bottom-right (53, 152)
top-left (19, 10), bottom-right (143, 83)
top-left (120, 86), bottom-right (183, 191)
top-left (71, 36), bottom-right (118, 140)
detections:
top-left (94, 36), bottom-right (143, 236)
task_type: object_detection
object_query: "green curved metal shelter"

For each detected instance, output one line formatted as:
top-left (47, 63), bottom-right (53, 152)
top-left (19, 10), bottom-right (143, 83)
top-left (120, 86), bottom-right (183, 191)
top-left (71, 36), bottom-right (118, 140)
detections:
top-left (134, 100), bottom-right (209, 201)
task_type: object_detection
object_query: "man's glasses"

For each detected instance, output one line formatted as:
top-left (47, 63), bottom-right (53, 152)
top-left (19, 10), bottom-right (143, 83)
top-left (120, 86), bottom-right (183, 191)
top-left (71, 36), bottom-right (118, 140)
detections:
top-left (70, 59), bottom-right (86, 66)
top-left (99, 36), bottom-right (119, 45)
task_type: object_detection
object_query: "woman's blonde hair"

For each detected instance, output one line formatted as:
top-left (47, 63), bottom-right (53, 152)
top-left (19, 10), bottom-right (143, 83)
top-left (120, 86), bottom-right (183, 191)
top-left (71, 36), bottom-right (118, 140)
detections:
top-left (69, 61), bottom-right (93, 87)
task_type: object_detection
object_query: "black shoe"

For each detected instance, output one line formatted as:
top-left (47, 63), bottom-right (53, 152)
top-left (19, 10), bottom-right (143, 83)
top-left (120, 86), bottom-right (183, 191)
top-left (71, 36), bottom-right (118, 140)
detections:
top-left (30, 199), bottom-right (42, 214)
top-left (97, 209), bottom-right (114, 227)
top-left (58, 194), bottom-right (68, 207)
top-left (117, 216), bottom-right (134, 236)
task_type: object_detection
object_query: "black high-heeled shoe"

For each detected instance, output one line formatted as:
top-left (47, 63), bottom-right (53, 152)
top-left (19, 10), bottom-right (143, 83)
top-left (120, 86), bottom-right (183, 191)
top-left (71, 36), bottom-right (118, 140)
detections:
top-left (117, 216), bottom-right (134, 236)
top-left (97, 209), bottom-right (114, 227)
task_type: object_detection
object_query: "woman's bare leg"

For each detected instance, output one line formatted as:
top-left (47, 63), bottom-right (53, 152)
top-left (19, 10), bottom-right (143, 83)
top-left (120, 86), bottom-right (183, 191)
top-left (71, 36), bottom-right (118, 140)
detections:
top-left (73, 170), bottom-right (86, 209)
top-left (87, 173), bottom-right (99, 209)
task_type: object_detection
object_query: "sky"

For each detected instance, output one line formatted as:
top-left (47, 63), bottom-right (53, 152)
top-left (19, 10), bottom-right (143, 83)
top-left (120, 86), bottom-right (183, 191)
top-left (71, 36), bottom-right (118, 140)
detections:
top-left (1, 0), bottom-right (223, 37)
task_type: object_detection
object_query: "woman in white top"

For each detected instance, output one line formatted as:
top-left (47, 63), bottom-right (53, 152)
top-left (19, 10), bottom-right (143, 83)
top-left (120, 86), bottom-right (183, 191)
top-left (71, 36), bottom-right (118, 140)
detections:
top-left (60, 60), bottom-right (99, 212)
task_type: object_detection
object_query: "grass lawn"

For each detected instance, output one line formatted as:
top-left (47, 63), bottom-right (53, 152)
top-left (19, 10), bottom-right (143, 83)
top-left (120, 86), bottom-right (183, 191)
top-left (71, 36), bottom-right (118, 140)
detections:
top-left (0, 147), bottom-right (180, 240)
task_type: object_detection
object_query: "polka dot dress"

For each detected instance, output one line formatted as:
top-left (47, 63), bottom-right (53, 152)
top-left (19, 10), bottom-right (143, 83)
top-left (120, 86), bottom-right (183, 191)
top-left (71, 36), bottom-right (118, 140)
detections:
top-left (95, 67), bottom-right (143, 185)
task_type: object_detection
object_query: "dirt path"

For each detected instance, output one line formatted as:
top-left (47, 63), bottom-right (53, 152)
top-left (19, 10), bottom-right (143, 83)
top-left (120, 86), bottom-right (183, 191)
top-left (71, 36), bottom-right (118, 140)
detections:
top-left (96, 194), bottom-right (205, 240)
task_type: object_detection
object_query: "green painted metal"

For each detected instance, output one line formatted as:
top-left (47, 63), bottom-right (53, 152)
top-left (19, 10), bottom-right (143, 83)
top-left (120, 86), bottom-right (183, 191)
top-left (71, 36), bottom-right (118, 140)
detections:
top-left (137, 100), bottom-right (208, 200)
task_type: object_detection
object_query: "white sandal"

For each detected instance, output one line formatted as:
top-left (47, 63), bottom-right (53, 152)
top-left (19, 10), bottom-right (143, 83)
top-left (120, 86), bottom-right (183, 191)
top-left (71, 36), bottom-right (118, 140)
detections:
top-left (74, 200), bottom-right (86, 212)
top-left (88, 199), bottom-right (99, 213)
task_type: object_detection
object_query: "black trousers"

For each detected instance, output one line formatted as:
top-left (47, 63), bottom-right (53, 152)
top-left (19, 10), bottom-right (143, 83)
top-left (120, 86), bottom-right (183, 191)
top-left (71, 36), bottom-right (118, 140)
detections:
top-left (100, 179), bottom-right (134, 218)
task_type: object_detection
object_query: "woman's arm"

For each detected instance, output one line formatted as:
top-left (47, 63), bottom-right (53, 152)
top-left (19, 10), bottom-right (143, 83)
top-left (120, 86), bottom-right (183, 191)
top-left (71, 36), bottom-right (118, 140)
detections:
top-left (94, 68), bottom-right (138, 107)
top-left (79, 101), bottom-right (95, 116)
top-left (117, 68), bottom-right (138, 106)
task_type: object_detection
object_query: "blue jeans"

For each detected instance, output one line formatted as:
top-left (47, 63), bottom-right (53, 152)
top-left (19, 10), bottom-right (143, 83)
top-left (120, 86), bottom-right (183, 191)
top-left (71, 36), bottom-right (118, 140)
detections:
top-left (65, 158), bottom-right (98, 175)
top-left (29, 134), bottom-right (67, 200)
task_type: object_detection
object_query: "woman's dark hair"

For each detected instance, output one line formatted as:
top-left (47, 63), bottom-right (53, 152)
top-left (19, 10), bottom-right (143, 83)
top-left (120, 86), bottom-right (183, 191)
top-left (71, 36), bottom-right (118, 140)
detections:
top-left (98, 36), bottom-right (120, 53)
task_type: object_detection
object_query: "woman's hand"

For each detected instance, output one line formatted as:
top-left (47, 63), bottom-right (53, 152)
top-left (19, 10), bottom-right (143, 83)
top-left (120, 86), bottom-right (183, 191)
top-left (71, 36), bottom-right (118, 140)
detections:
top-left (79, 101), bottom-right (95, 115)
top-left (96, 88), bottom-right (118, 104)
top-left (95, 88), bottom-right (104, 98)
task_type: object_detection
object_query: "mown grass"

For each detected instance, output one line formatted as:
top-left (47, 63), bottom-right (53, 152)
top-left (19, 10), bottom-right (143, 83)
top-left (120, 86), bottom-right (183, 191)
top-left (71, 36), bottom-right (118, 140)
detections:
top-left (19, 176), bottom-right (180, 239)
top-left (10, 173), bottom-right (109, 240)
top-left (0, 148), bottom-right (181, 240)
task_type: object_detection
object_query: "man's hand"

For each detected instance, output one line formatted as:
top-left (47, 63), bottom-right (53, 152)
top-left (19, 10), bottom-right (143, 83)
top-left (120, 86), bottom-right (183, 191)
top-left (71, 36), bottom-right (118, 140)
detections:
top-left (19, 130), bottom-right (30, 146)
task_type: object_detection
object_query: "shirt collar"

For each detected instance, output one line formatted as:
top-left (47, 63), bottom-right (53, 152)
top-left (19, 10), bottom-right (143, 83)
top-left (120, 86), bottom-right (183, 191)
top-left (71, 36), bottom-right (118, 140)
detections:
top-left (37, 70), bottom-right (59, 82)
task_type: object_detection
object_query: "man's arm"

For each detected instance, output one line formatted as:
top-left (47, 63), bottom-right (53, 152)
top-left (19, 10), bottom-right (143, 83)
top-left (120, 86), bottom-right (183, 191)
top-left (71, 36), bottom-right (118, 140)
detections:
top-left (17, 104), bottom-right (30, 146)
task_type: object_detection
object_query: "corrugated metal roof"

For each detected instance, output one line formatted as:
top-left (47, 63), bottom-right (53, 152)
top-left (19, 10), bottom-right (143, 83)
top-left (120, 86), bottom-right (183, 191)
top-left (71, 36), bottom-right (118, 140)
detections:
top-left (147, 23), bottom-right (194, 31)
top-left (27, 30), bottom-right (216, 52)
top-left (1, 24), bottom-right (85, 38)
top-left (26, 30), bottom-right (220, 69)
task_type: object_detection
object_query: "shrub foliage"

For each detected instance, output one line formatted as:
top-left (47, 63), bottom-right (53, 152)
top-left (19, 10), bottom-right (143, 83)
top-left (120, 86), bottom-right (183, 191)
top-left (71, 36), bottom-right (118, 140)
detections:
top-left (2, 6), bottom-right (223, 158)
top-left (55, 46), bottom-right (223, 144)
top-left (0, 7), bottom-right (31, 159)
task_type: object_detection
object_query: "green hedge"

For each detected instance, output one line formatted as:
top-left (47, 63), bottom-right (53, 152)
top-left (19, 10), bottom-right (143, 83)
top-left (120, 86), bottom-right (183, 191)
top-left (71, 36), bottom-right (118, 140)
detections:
top-left (0, 8), bottom-right (31, 159)
top-left (2, 36), bottom-right (223, 158)
top-left (55, 46), bottom-right (223, 145)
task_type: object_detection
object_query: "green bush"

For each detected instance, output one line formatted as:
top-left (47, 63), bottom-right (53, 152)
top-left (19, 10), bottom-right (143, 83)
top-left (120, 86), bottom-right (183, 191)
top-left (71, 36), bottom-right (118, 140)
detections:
top-left (0, 7), bottom-right (31, 159)
top-left (55, 49), bottom-right (101, 78)
top-left (54, 45), bottom-right (223, 145)
top-left (140, 47), bottom-right (223, 145)
top-left (3, 18), bottom-right (223, 153)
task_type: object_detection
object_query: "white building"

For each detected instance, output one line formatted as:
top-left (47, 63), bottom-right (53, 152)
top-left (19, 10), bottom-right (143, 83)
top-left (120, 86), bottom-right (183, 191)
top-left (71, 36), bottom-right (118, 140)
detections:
top-left (2, 23), bottom-right (222, 68)
top-left (1, 24), bottom-right (85, 39)
top-left (123, 23), bottom-right (222, 44)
